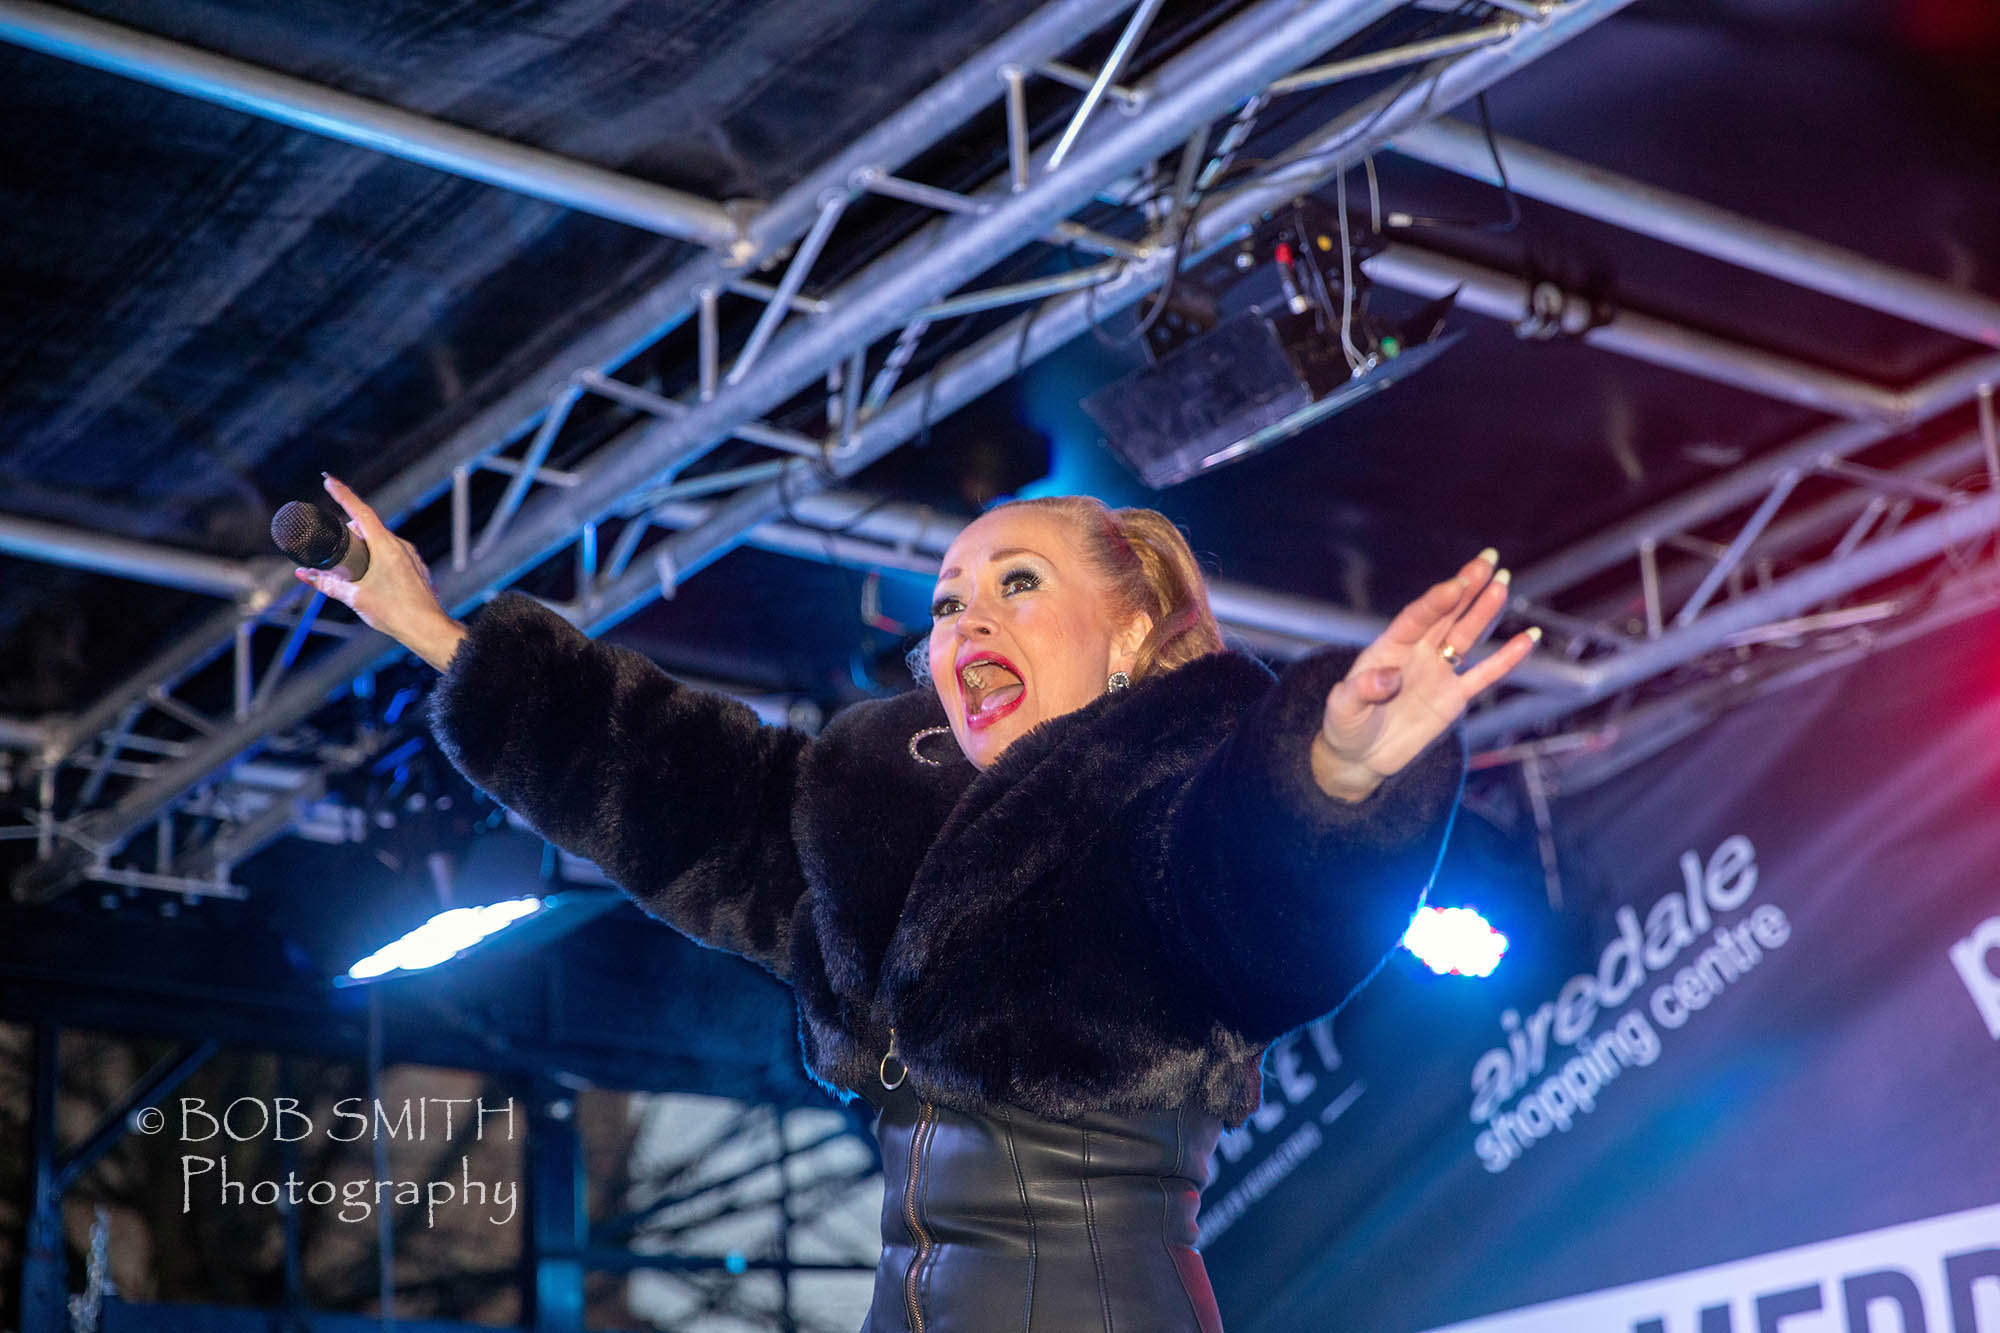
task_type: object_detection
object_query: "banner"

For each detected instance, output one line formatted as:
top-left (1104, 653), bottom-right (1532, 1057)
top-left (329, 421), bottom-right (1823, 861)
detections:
top-left (1202, 608), bottom-right (2000, 1332)
top-left (1428, 1203), bottom-right (2000, 1332)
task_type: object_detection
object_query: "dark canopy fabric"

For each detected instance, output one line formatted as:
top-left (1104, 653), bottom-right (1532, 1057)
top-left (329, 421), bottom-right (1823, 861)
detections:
top-left (1200, 603), bottom-right (2000, 1331)
top-left (0, 0), bottom-right (1045, 707)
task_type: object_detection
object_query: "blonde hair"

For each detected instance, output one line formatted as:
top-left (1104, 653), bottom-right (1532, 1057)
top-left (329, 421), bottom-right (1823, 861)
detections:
top-left (988, 494), bottom-right (1226, 681)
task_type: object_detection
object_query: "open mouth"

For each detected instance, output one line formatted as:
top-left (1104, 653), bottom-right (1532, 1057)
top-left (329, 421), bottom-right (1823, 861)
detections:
top-left (958, 657), bottom-right (1026, 731)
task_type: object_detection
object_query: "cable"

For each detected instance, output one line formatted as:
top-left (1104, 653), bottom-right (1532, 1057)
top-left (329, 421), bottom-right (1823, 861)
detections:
top-left (1473, 91), bottom-right (1523, 234)
top-left (1193, 0), bottom-right (1521, 230)
top-left (1333, 168), bottom-right (1367, 370)
top-left (1370, 90), bottom-right (1523, 234)
top-left (1126, 189), bottom-right (1205, 344)
top-left (1289, 200), bottom-right (1341, 335)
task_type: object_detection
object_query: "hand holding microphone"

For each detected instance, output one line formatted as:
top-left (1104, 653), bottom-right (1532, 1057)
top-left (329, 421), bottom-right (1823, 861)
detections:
top-left (272, 474), bottom-right (467, 672)
top-left (271, 489), bottom-right (370, 581)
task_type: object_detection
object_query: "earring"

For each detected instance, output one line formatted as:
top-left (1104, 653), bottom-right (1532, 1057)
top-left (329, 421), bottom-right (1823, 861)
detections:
top-left (1106, 671), bottom-right (1130, 693)
top-left (908, 724), bottom-right (952, 766)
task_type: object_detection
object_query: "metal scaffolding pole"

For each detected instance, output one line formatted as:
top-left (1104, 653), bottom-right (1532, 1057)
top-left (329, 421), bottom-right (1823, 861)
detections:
top-left (0, 0), bottom-right (745, 250)
top-left (1361, 243), bottom-right (1909, 421)
top-left (0, 512), bottom-right (270, 598)
top-left (0, 714), bottom-right (54, 753)
top-left (20, 1024), bottom-right (66, 1333)
top-left (526, 1082), bottom-right (587, 1333)
top-left (14, 0), bottom-right (1417, 899)
top-left (33, 0), bottom-right (1138, 769)
top-left (1389, 117), bottom-right (2000, 349)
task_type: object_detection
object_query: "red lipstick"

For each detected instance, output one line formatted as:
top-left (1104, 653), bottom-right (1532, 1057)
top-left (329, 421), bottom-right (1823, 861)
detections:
top-left (956, 651), bottom-right (1026, 732)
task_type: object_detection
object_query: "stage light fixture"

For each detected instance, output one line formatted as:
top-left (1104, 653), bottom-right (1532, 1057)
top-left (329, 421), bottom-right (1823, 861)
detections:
top-left (1402, 905), bottom-right (1508, 977)
top-left (340, 896), bottom-right (544, 984)
top-left (1079, 205), bottom-right (1461, 489)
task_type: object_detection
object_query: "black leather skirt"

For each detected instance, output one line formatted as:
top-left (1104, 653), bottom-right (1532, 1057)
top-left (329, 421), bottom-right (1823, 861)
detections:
top-left (864, 1082), bottom-right (1226, 1332)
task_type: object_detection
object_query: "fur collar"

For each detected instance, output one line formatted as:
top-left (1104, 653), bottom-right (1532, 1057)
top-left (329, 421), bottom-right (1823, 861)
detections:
top-left (792, 651), bottom-right (1277, 1110)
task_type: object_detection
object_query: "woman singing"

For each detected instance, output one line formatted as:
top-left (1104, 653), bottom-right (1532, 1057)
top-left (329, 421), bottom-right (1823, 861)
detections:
top-left (298, 476), bottom-right (1535, 1332)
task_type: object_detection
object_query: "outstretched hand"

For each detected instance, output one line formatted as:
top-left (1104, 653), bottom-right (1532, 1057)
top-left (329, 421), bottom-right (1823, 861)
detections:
top-left (293, 475), bottom-right (467, 672)
top-left (1312, 550), bottom-right (1537, 802)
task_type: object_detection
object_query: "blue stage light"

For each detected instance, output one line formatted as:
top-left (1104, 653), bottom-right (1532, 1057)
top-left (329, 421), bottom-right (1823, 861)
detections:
top-left (344, 897), bottom-right (544, 982)
top-left (1402, 905), bottom-right (1508, 977)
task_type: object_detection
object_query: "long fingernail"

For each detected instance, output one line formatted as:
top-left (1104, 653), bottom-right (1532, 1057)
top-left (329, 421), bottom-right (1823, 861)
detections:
top-left (1477, 547), bottom-right (1498, 566)
top-left (1526, 625), bottom-right (1543, 643)
top-left (1494, 568), bottom-right (1511, 587)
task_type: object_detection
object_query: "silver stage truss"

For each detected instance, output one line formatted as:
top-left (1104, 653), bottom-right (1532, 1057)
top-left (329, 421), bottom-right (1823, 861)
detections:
top-left (10, 0), bottom-right (1996, 900)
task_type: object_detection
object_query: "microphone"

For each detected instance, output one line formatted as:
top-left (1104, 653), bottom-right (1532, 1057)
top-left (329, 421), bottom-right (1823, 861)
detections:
top-left (271, 501), bottom-right (370, 581)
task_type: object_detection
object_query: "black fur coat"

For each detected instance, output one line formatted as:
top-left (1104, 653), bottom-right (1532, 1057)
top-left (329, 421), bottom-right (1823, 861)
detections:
top-left (427, 591), bottom-right (1463, 1126)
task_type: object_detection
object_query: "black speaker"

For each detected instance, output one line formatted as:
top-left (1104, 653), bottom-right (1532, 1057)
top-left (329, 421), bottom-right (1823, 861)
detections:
top-left (1080, 306), bottom-right (1459, 489)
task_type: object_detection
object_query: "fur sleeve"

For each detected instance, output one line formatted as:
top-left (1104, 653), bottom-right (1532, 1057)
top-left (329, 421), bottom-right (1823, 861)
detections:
top-left (1157, 646), bottom-right (1464, 1042)
top-left (425, 591), bottom-right (809, 979)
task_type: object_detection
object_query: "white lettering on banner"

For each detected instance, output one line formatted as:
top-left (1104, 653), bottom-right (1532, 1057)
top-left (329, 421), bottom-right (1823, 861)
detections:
top-left (1419, 1202), bottom-right (2000, 1333)
top-left (1952, 915), bottom-right (2000, 1040)
top-left (1468, 836), bottom-right (1794, 1174)
top-left (1199, 1015), bottom-right (1361, 1247)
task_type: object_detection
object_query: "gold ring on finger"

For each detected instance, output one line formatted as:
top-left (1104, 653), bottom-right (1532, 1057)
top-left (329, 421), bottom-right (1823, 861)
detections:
top-left (1440, 644), bottom-right (1464, 669)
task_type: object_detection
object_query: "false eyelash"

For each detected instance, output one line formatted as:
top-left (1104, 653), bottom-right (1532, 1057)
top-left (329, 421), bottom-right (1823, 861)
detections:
top-left (930, 567), bottom-right (1041, 618)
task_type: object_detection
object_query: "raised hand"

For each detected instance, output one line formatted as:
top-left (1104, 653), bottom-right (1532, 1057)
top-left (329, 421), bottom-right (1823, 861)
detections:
top-left (293, 475), bottom-right (467, 672)
top-left (1311, 549), bottom-right (1537, 802)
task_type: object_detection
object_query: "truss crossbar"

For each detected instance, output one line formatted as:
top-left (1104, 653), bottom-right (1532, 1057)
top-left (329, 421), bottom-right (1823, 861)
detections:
top-left (1361, 245), bottom-right (1909, 420)
top-left (0, 714), bottom-right (53, 753)
top-left (1673, 468), bottom-right (1800, 626)
top-left (1269, 16), bottom-right (1520, 93)
top-left (0, 512), bottom-right (270, 599)
top-left (1046, 0), bottom-right (1167, 170)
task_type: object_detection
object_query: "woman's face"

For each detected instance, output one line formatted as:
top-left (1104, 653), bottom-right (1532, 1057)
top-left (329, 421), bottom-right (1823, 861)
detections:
top-left (927, 507), bottom-right (1151, 770)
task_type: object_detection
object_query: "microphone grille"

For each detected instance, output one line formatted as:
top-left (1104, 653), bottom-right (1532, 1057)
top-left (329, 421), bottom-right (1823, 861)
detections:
top-left (271, 501), bottom-right (350, 569)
